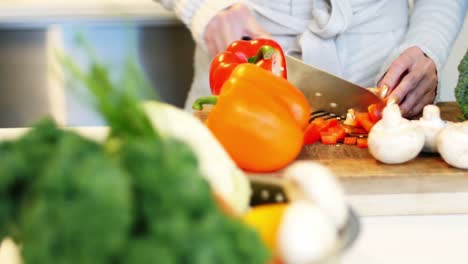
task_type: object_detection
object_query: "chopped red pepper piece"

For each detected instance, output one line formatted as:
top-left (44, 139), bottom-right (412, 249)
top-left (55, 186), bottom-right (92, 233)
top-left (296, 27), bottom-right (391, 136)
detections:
top-left (326, 125), bottom-right (346, 141)
top-left (320, 132), bottom-right (338, 144)
top-left (344, 137), bottom-right (357, 145)
top-left (325, 118), bottom-right (339, 128)
top-left (303, 123), bottom-right (321, 145)
top-left (311, 118), bottom-right (328, 131)
top-left (357, 138), bottom-right (368, 148)
top-left (368, 103), bottom-right (384, 123)
top-left (311, 118), bottom-right (339, 131)
top-left (356, 112), bottom-right (375, 133)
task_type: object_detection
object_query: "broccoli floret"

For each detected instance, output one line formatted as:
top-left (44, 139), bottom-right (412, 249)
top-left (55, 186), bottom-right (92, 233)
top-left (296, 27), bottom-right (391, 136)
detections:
top-left (0, 140), bottom-right (28, 240)
top-left (118, 137), bottom-right (270, 264)
top-left (0, 119), bottom-right (63, 240)
top-left (20, 131), bottom-right (132, 264)
top-left (0, 120), bottom-right (133, 264)
top-left (455, 49), bottom-right (468, 120)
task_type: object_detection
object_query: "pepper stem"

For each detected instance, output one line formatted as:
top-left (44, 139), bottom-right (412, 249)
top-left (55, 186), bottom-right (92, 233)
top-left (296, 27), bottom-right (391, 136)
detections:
top-left (248, 45), bottom-right (276, 64)
top-left (192, 95), bottom-right (219, 110)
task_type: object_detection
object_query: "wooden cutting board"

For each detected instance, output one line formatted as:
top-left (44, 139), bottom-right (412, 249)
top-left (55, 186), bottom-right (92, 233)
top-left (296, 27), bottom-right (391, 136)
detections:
top-left (196, 102), bottom-right (468, 216)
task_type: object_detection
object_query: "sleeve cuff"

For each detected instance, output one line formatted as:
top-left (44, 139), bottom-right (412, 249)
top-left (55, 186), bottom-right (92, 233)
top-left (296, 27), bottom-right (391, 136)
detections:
top-left (187, 0), bottom-right (239, 51)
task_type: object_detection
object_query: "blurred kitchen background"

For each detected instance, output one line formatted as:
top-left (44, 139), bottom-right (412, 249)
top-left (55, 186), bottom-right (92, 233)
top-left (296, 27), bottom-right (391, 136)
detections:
top-left (0, 0), bottom-right (466, 127)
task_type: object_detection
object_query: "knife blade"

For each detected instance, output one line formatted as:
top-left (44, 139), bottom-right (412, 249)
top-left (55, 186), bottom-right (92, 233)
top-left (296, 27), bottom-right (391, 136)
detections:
top-left (286, 55), bottom-right (383, 117)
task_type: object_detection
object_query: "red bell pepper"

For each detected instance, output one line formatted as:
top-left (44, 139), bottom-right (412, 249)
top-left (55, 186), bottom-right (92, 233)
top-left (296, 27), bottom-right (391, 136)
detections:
top-left (209, 38), bottom-right (287, 95)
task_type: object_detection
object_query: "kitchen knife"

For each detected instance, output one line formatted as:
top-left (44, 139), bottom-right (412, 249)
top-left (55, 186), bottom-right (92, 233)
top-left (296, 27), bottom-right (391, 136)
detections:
top-left (286, 55), bottom-right (383, 117)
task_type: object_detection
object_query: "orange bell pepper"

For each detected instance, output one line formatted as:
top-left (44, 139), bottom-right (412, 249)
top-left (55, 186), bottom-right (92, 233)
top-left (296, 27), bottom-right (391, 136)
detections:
top-left (224, 63), bottom-right (311, 130)
top-left (193, 64), bottom-right (308, 172)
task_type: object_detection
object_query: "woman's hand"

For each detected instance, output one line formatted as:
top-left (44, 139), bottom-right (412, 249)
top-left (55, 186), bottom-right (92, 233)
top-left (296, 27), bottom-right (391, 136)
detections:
top-left (204, 3), bottom-right (270, 56)
top-left (379, 47), bottom-right (438, 118)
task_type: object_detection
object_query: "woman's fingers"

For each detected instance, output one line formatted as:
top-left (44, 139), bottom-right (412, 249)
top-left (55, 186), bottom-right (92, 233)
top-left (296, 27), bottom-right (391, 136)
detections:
top-left (390, 70), bottom-right (424, 114)
top-left (404, 89), bottom-right (437, 118)
top-left (399, 77), bottom-right (437, 117)
top-left (205, 15), bottom-right (222, 56)
top-left (381, 47), bottom-right (437, 117)
top-left (204, 3), bottom-right (270, 56)
top-left (379, 49), bottom-right (415, 94)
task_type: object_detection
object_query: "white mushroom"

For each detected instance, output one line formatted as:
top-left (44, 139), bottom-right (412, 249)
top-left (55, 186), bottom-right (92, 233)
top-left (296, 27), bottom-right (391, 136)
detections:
top-left (412, 105), bottom-right (447, 153)
top-left (282, 161), bottom-right (348, 229)
top-left (368, 104), bottom-right (425, 164)
top-left (0, 238), bottom-right (21, 264)
top-left (278, 201), bottom-right (338, 264)
top-left (437, 121), bottom-right (468, 169)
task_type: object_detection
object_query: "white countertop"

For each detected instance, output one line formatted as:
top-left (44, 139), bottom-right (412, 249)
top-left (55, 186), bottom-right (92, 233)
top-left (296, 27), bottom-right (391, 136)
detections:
top-left (0, 0), bottom-right (179, 27)
top-left (2, 214), bottom-right (468, 264)
top-left (343, 214), bottom-right (468, 264)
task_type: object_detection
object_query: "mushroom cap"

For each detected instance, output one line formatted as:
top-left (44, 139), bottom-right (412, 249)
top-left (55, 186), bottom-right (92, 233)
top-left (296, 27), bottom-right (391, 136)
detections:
top-left (381, 104), bottom-right (404, 128)
top-left (0, 238), bottom-right (21, 264)
top-left (282, 161), bottom-right (348, 228)
top-left (368, 104), bottom-right (425, 164)
top-left (414, 105), bottom-right (447, 153)
top-left (421, 104), bottom-right (442, 121)
top-left (437, 121), bottom-right (468, 169)
top-left (278, 201), bottom-right (338, 264)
